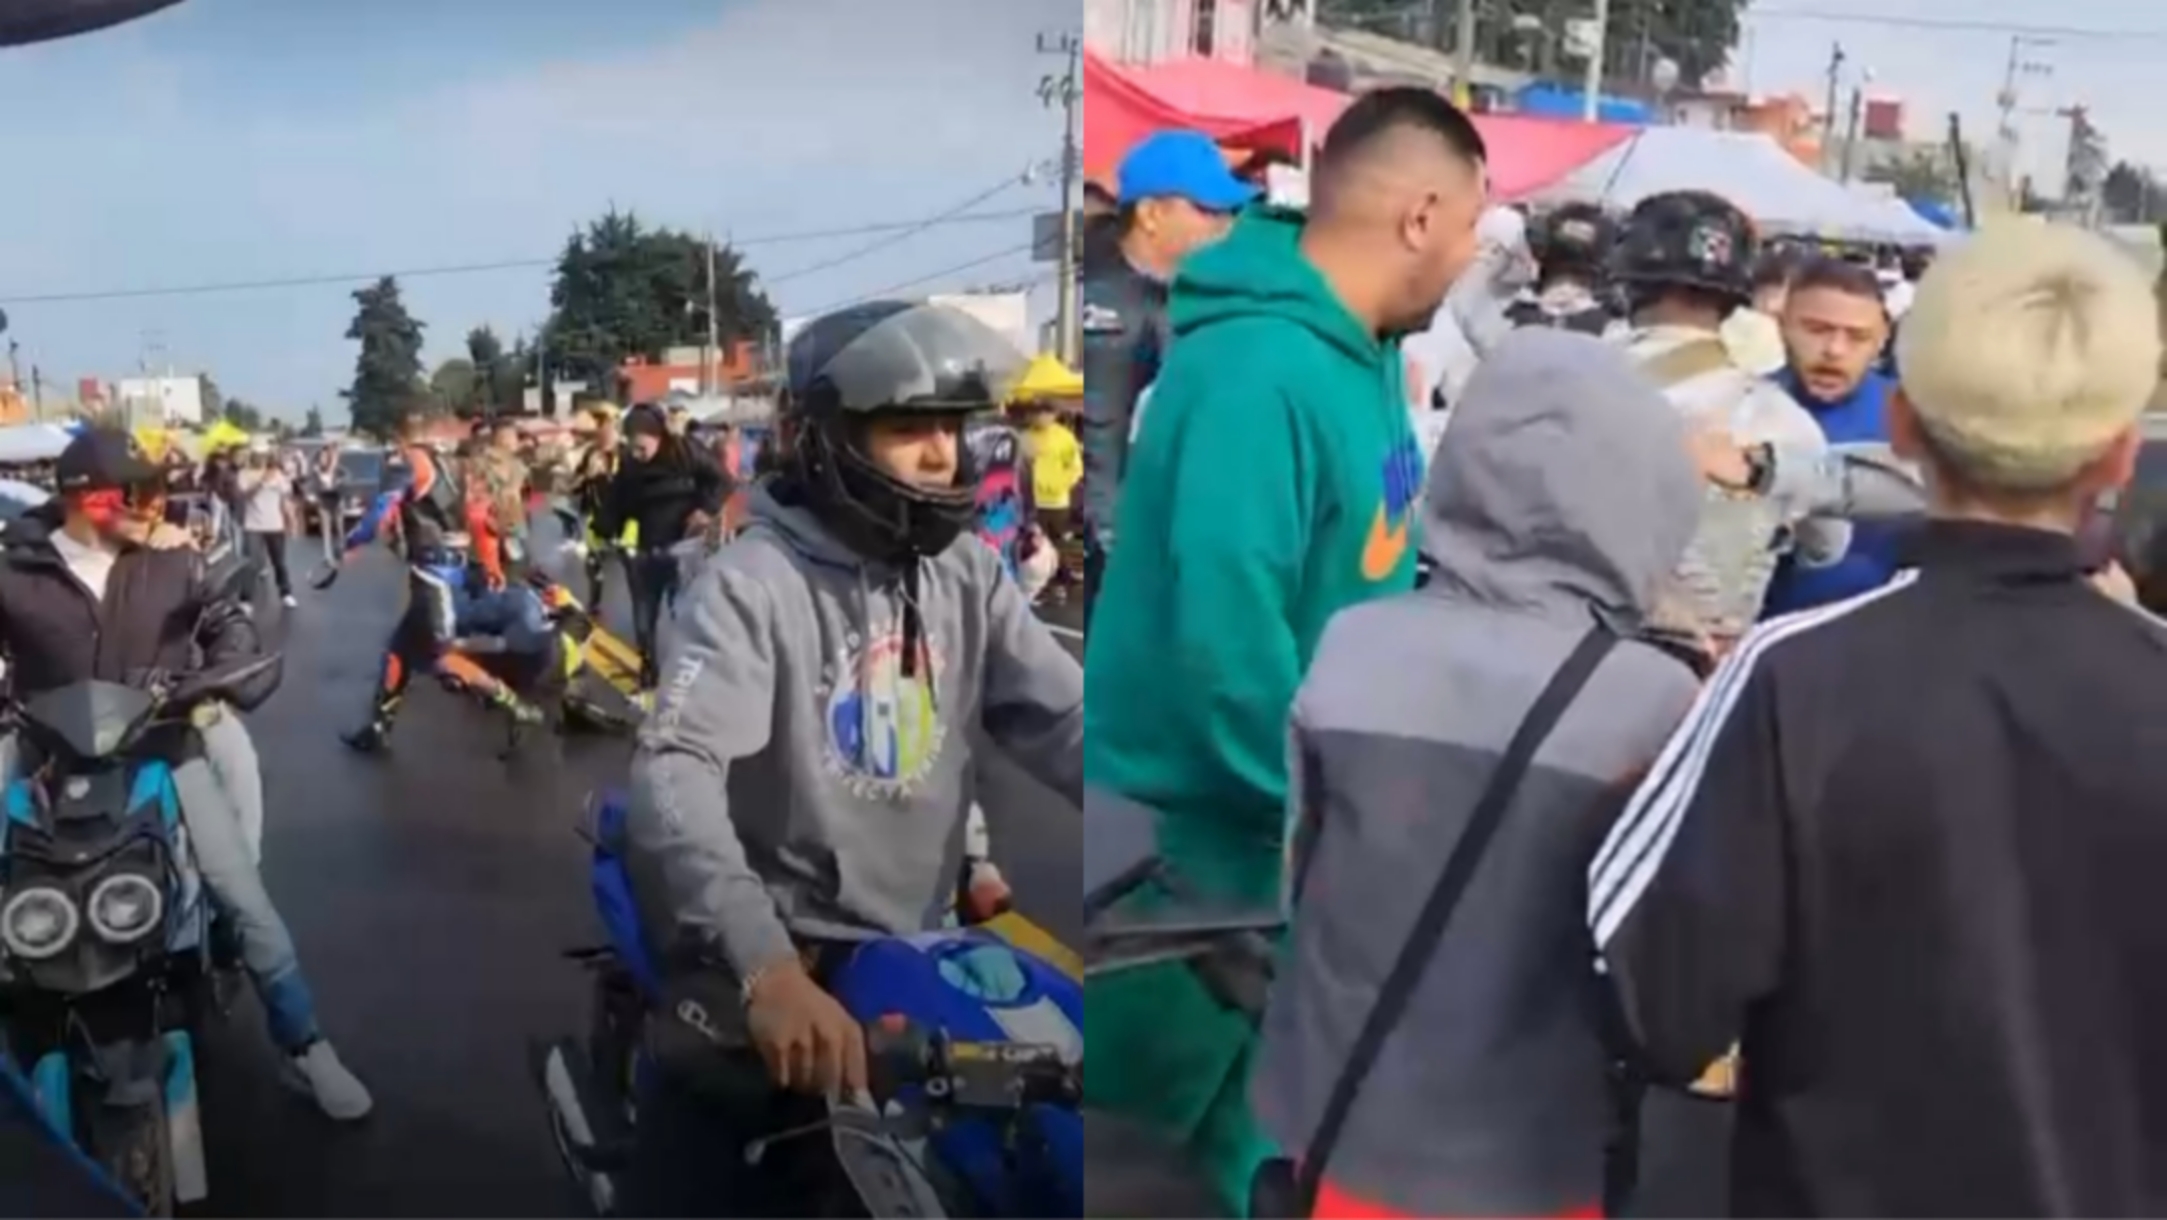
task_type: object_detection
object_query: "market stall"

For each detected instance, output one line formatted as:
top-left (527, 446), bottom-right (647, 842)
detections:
top-left (1525, 125), bottom-right (1946, 244)
top-left (1086, 51), bottom-right (1635, 201)
top-left (0, 423), bottom-right (75, 466)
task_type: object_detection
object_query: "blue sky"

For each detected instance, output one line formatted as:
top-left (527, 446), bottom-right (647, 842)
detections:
top-left (0, 0), bottom-right (1068, 420)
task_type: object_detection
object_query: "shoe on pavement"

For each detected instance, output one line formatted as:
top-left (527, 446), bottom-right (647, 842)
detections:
top-left (282, 1040), bottom-right (373, 1121)
top-left (340, 723), bottom-right (389, 754)
top-left (281, 594), bottom-right (299, 609)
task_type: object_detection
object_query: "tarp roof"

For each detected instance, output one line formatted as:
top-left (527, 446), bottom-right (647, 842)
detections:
top-left (1527, 125), bottom-right (1945, 243)
top-left (1086, 52), bottom-right (1635, 201)
top-left (0, 0), bottom-right (184, 47)
top-left (0, 424), bottom-right (75, 465)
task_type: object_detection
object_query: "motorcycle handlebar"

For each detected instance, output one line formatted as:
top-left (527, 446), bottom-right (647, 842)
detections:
top-left (864, 1018), bottom-right (1077, 1113)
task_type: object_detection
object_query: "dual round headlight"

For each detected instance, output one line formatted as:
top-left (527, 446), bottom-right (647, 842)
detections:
top-left (0, 874), bottom-right (164, 960)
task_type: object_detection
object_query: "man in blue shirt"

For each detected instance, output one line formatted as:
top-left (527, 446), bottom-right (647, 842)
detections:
top-left (1761, 255), bottom-right (1906, 615)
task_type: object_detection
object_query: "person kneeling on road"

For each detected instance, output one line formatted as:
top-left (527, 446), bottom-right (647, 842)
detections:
top-left (621, 301), bottom-right (1081, 1217)
top-left (0, 430), bottom-right (371, 1120)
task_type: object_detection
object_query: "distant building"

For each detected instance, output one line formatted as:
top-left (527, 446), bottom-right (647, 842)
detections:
top-left (1086, 0), bottom-right (1258, 66)
top-left (616, 342), bottom-right (762, 405)
top-left (115, 374), bottom-right (205, 426)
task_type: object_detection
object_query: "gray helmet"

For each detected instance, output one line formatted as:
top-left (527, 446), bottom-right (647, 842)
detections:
top-left (787, 300), bottom-right (1026, 419)
top-left (782, 301), bottom-right (1026, 561)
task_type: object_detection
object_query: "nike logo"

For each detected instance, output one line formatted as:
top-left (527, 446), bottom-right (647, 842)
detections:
top-left (1361, 504), bottom-right (1410, 582)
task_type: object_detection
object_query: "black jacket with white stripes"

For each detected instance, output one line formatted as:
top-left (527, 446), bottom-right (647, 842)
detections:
top-left (1588, 518), bottom-right (2167, 1217)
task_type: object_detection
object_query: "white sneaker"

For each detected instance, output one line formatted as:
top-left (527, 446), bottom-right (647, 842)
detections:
top-left (281, 594), bottom-right (298, 609)
top-left (282, 1040), bottom-right (373, 1121)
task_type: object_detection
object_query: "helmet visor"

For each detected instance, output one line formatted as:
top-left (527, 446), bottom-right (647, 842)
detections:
top-left (792, 302), bottom-right (1028, 416)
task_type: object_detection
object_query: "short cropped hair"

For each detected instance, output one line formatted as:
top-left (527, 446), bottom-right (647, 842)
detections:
top-left (1896, 222), bottom-right (2161, 492)
top-left (1788, 254), bottom-right (1885, 305)
top-left (1316, 86), bottom-right (1487, 178)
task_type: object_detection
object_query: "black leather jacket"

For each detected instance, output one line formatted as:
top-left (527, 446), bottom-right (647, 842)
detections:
top-left (1079, 229), bottom-right (1167, 537)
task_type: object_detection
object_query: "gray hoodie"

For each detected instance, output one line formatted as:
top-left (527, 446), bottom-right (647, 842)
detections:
top-left (1253, 329), bottom-right (1704, 1217)
top-left (626, 482), bottom-right (1082, 978)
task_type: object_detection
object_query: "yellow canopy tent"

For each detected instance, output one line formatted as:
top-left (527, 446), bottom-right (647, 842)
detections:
top-left (1010, 353), bottom-right (1083, 403)
top-left (200, 420), bottom-right (250, 452)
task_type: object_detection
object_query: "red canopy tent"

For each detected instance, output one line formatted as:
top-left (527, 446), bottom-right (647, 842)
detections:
top-left (1086, 51), bottom-right (1637, 202)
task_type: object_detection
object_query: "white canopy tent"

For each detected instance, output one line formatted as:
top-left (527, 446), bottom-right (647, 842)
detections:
top-left (0, 423), bottom-right (75, 465)
top-left (1527, 126), bottom-right (1946, 245)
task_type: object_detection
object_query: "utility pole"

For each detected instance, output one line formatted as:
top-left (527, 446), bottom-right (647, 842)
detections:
top-left (1820, 42), bottom-right (1845, 176)
top-left (1037, 29), bottom-right (1082, 363)
top-left (704, 231), bottom-right (721, 397)
top-left (1446, 0), bottom-right (1476, 108)
top-left (1581, 0), bottom-right (1611, 122)
top-left (29, 366), bottom-right (42, 423)
top-left (1996, 34), bottom-right (2054, 209)
top-left (1840, 82), bottom-right (1866, 183)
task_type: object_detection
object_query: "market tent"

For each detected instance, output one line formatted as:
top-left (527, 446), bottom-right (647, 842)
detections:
top-left (1084, 50), bottom-right (1303, 184)
top-left (0, 424), bottom-right (74, 465)
top-left (1089, 52), bottom-right (1634, 200)
top-left (1012, 353), bottom-right (1083, 401)
top-left (1527, 126), bottom-right (1944, 243)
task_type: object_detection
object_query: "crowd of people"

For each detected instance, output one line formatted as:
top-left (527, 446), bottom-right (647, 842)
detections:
top-left (1085, 86), bottom-right (2167, 1219)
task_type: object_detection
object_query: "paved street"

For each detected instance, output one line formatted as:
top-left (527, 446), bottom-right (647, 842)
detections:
top-left (189, 538), bottom-right (1080, 1217)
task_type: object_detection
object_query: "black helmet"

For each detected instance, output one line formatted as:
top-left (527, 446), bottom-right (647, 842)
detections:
top-left (1610, 190), bottom-right (1757, 306)
top-left (1532, 203), bottom-right (1615, 279)
top-left (783, 300), bottom-right (1026, 561)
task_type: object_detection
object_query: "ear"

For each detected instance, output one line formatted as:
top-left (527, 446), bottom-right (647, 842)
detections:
top-left (2082, 424), bottom-right (2142, 497)
top-left (1887, 386), bottom-right (1927, 464)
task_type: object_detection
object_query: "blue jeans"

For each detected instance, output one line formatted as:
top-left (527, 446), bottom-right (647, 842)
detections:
top-left (0, 713), bottom-right (321, 1053)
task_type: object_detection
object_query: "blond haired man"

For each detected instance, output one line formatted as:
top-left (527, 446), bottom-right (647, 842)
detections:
top-left (1588, 222), bottom-right (2167, 1216)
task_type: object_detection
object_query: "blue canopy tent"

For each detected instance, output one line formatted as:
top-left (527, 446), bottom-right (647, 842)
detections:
top-left (1511, 82), bottom-right (1654, 125)
top-left (1905, 197), bottom-right (1961, 231)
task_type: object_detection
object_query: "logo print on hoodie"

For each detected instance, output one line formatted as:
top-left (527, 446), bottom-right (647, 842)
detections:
top-left (1360, 432), bottom-right (1424, 582)
top-left (820, 626), bottom-right (947, 800)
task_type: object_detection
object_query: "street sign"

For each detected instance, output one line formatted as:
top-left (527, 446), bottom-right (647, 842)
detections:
top-left (1032, 210), bottom-right (1081, 263)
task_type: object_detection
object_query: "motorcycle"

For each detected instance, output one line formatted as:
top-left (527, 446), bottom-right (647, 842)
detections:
top-left (535, 790), bottom-right (1084, 1217)
top-left (1081, 787), bottom-right (1291, 1220)
top-left (0, 652), bottom-right (280, 1216)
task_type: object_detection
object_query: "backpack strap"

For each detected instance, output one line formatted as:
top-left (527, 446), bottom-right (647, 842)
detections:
top-left (1293, 625), bottom-right (1620, 1210)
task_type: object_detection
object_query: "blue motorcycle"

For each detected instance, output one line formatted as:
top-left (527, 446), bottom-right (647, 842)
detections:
top-left (0, 654), bottom-right (278, 1216)
top-left (536, 790), bottom-right (1083, 1217)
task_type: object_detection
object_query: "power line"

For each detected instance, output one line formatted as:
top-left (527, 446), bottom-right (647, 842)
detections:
top-left (0, 207), bottom-right (1038, 306)
top-left (1745, 8), bottom-right (2167, 39)
top-left (803, 242), bottom-right (1038, 315)
top-left (762, 175), bottom-right (1027, 287)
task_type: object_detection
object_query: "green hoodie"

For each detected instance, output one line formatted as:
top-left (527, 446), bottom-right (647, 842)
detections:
top-left (1085, 205), bottom-right (1422, 899)
top-left (1083, 208), bottom-right (1421, 1215)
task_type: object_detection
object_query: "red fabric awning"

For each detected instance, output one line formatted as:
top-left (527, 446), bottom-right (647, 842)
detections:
top-left (1084, 50), bottom-right (1304, 186)
top-left (1085, 52), bottom-right (1637, 201)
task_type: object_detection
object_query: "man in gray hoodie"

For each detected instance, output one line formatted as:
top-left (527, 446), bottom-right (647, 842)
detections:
top-left (1253, 329), bottom-right (1706, 1218)
top-left (620, 302), bottom-right (1082, 1215)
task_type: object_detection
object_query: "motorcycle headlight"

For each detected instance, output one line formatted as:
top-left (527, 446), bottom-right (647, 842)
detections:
top-left (1, 887), bottom-right (80, 960)
top-left (86, 874), bottom-right (164, 945)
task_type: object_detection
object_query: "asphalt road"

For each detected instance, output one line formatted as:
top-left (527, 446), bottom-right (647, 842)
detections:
top-left (187, 538), bottom-right (1081, 1218)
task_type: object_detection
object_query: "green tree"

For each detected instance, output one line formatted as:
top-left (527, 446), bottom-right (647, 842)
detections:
top-left (2103, 160), bottom-right (2162, 225)
top-left (464, 325), bottom-right (523, 417)
top-left (1325, 0), bottom-right (1744, 93)
top-left (197, 374), bottom-right (225, 425)
top-left (429, 357), bottom-right (478, 415)
top-left (341, 276), bottom-right (427, 440)
top-left (301, 405), bottom-right (325, 437)
top-left (1864, 149), bottom-right (1958, 206)
top-left (545, 209), bottom-right (778, 390)
top-left (221, 397), bottom-right (265, 432)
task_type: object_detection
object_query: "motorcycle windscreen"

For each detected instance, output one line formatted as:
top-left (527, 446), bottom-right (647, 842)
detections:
top-left (0, 1057), bottom-right (135, 1217)
top-left (19, 682), bottom-right (155, 762)
top-left (0, 0), bottom-right (186, 47)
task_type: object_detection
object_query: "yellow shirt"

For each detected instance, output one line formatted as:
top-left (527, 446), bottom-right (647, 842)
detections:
top-left (1023, 419), bottom-right (1082, 511)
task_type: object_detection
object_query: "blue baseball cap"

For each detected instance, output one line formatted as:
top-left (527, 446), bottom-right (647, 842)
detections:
top-left (1116, 130), bottom-right (1260, 212)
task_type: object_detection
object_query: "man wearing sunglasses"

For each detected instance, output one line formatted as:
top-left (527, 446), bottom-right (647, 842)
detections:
top-left (0, 429), bottom-right (373, 1121)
